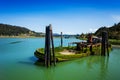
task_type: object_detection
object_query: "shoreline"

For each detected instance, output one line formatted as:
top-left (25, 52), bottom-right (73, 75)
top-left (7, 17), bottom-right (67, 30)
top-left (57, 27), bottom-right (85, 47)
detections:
top-left (0, 36), bottom-right (65, 38)
top-left (112, 45), bottom-right (120, 48)
top-left (0, 36), bottom-right (44, 38)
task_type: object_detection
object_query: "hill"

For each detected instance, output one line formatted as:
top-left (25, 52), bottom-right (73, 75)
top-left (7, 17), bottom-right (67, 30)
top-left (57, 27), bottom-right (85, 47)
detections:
top-left (95, 22), bottom-right (120, 39)
top-left (0, 23), bottom-right (44, 37)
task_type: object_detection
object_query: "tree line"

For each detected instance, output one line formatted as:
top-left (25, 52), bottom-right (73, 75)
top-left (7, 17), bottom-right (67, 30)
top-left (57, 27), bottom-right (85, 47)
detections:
top-left (0, 23), bottom-right (31, 36)
top-left (0, 23), bottom-right (44, 37)
top-left (95, 22), bottom-right (120, 39)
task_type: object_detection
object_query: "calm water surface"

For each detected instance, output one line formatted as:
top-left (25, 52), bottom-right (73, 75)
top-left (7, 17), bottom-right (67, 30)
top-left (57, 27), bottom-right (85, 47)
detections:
top-left (0, 38), bottom-right (120, 80)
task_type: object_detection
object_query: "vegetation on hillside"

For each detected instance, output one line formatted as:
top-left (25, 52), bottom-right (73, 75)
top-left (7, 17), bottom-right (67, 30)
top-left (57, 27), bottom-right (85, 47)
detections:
top-left (109, 39), bottom-right (120, 45)
top-left (95, 22), bottom-right (120, 39)
top-left (0, 23), bottom-right (44, 37)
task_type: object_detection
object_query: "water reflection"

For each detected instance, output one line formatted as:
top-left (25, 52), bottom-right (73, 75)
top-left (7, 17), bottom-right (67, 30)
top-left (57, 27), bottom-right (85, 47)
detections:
top-left (18, 56), bottom-right (38, 66)
top-left (2, 38), bottom-right (120, 80)
top-left (33, 56), bottom-right (110, 80)
top-left (34, 60), bottom-right (56, 80)
top-left (99, 56), bottom-right (109, 80)
top-left (44, 67), bottom-right (55, 80)
top-left (72, 55), bottom-right (110, 80)
top-left (85, 56), bottom-right (109, 80)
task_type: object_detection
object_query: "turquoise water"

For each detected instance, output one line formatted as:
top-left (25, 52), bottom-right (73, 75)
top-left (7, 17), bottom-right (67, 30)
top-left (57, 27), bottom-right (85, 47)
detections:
top-left (0, 38), bottom-right (120, 80)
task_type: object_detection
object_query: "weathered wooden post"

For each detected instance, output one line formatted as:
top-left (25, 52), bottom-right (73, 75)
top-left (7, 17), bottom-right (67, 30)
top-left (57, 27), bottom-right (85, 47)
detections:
top-left (101, 32), bottom-right (106, 56)
top-left (101, 31), bottom-right (109, 56)
top-left (44, 24), bottom-right (56, 67)
top-left (48, 26), bottom-right (51, 66)
top-left (90, 44), bottom-right (93, 55)
top-left (81, 42), bottom-right (84, 52)
top-left (45, 26), bottom-right (51, 67)
top-left (50, 25), bottom-right (56, 66)
top-left (106, 32), bottom-right (109, 56)
top-left (45, 26), bottom-right (47, 66)
top-left (61, 32), bottom-right (63, 47)
top-left (76, 43), bottom-right (81, 51)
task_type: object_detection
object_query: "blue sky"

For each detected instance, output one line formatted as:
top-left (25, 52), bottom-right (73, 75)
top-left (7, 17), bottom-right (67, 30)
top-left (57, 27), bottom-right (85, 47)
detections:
top-left (0, 0), bottom-right (120, 34)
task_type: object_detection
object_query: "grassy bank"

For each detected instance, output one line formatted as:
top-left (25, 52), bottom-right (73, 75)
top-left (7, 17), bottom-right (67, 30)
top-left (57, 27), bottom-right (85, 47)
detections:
top-left (34, 46), bottom-right (103, 62)
top-left (109, 39), bottom-right (120, 45)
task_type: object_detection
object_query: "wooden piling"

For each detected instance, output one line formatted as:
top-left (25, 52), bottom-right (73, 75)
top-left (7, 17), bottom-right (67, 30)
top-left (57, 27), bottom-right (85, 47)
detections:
top-left (47, 26), bottom-right (51, 66)
top-left (61, 32), bottom-right (63, 47)
top-left (45, 26), bottom-right (48, 67)
top-left (101, 31), bottom-right (109, 56)
top-left (101, 32), bottom-right (106, 56)
top-left (90, 44), bottom-right (93, 55)
top-left (106, 32), bottom-right (109, 56)
top-left (101, 32), bottom-right (105, 56)
top-left (45, 26), bottom-right (51, 67)
top-left (76, 43), bottom-right (81, 51)
top-left (44, 24), bottom-right (56, 67)
top-left (50, 25), bottom-right (56, 66)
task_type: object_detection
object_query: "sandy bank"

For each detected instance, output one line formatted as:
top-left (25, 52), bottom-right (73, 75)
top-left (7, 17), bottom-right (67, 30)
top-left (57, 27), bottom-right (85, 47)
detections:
top-left (59, 50), bottom-right (75, 55)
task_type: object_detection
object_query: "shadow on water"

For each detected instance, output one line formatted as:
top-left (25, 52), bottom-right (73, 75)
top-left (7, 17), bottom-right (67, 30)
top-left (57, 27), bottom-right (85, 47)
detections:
top-left (18, 56), bottom-right (46, 67)
top-left (9, 41), bottom-right (23, 44)
top-left (29, 56), bottom-right (46, 67)
top-left (34, 58), bottom-right (73, 68)
top-left (29, 56), bottom-right (38, 62)
top-left (18, 61), bottom-right (34, 66)
top-left (18, 56), bottom-right (38, 66)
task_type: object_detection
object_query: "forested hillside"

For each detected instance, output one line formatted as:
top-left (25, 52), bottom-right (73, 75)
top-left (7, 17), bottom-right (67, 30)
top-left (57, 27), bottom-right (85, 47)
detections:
top-left (95, 22), bottom-right (120, 39)
top-left (0, 23), bottom-right (32, 36)
top-left (0, 23), bottom-right (44, 37)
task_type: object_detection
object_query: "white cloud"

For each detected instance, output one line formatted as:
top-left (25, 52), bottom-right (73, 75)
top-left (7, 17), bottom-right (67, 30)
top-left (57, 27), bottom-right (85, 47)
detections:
top-left (89, 28), bottom-right (97, 33)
